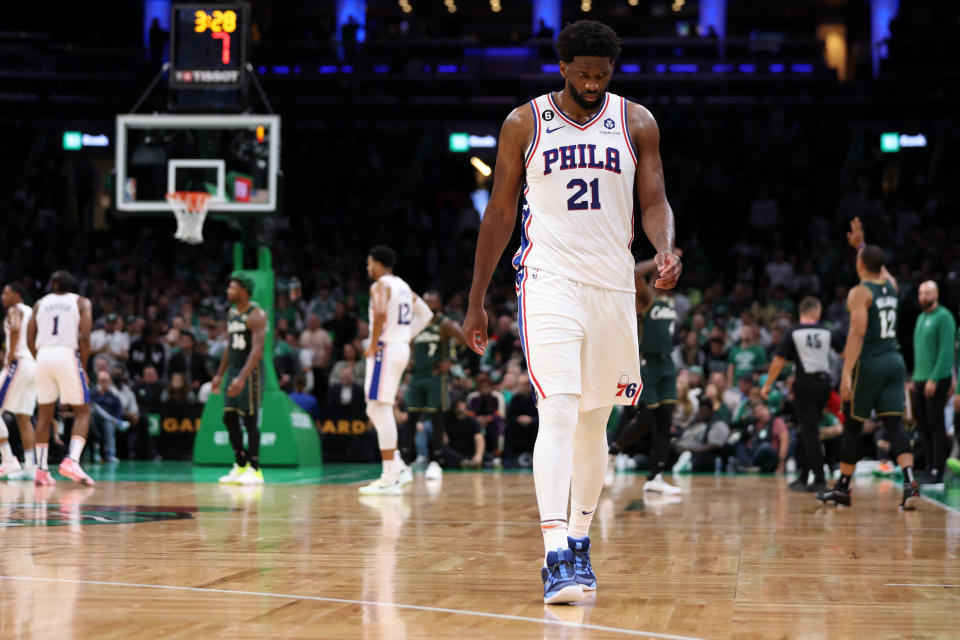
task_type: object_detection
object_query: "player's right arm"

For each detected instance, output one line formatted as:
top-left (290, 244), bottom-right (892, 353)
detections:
top-left (78, 297), bottom-right (93, 371)
top-left (846, 216), bottom-right (898, 292)
top-left (463, 106), bottom-right (532, 355)
top-left (366, 281), bottom-right (389, 358)
top-left (4, 305), bottom-right (23, 367)
top-left (840, 285), bottom-right (871, 401)
top-left (210, 344), bottom-right (229, 394)
top-left (26, 303), bottom-right (39, 360)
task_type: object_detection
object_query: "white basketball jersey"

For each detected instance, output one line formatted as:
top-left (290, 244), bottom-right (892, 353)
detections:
top-left (35, 293), bottom-right (81, 350)
top-left (370, 274), bottom-right (414, 344)
top-left (4, 302), bottom-right (34, 361)
top-left (513, 92), bottom-right (639, 292)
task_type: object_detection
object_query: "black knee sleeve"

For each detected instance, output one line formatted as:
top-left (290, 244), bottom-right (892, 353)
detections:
top-left (882, 415), bottom-right (910, 459)
top-left (840, 415), bottom-right (863, 465)
top-left (613, 405), bottom-right (653, 452)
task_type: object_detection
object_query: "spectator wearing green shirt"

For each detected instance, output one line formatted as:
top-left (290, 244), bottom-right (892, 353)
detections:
top-left (727, 324), bottom-right (767, 388)
top-left (910, 281), bottom-right (955, 485)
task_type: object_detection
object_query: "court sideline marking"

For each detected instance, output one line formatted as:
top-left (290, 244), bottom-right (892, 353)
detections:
top-left (884, 583), bottom-right (960, 588)
top-left (920, 493), bottom-right (960, 516)
top-left (0, 574), bottom-right (707, 640)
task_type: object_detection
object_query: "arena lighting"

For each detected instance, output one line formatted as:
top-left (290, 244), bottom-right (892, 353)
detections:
top-left (470, 156), bottom-right (492, 177)
top-left (581, 1), bottom-right (592, 11)
top-left (628, 0), bottom-right (639, 5)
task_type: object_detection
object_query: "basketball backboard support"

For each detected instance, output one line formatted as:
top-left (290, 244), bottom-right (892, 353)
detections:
top-left (115, 114), bottom-right (280, 213)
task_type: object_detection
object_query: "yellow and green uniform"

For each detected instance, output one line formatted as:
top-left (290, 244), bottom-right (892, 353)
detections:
top-left (849, 280), bottom-right (906, 421)
top-left (638, 295), bottom-right (677, 408)
top-left (912, 305), bottom-right (955, 383)
top-left (223, 302), bottom-right (263, 417)
top-left (405, 315), bottom-right (454, 412)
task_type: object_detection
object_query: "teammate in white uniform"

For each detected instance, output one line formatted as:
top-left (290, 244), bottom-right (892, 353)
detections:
top-left (462, 21), bottom-right (681, 604)
top-left (359, 245), bottom-right (431, 496)
top-left (26, 271), bottom-right (96, 486)
top-left (0, 283), bottom-right (38, 480)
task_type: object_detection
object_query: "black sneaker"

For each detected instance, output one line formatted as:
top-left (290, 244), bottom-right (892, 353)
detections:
top-left (787, 479), bottom-right (808, 492)
top-left (816, 485), bottom-right (851, 507)
top-left (900, 482), bottom-right (920, 510)
top-left (805, 481), bottom-right (828, 494)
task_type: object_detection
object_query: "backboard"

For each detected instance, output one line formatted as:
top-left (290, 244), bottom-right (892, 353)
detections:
top-left (115, 114), bottom-right (280, 213)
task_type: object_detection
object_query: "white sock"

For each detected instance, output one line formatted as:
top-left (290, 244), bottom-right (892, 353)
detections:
top-left (24, 449), bottom-right (36, 468)
top-left (533, 393), bottom-right (579, 558)
top-left (0, 441), bottom-right (14, 464)
top-left (382, 456), bottom-right (399, 481)
top-left (568, 406), bottom-right (612, 539)
top-left (37, 444), bottom-right (49, 470)
top-left (69, 436), bottom-right (86, 462)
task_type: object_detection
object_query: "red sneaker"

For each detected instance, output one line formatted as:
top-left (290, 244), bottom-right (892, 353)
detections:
top-left (34, 469), bottom-right (57, 486)
top-left (58, 458), bottom-right (95, 486)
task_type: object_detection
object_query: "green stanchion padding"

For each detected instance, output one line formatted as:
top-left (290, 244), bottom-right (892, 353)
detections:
top-left (193, 244), bottom-right (321, 466)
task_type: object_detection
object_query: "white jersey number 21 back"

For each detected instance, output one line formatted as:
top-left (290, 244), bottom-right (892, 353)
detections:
top-left (35, 293), bottom-right (81, 350)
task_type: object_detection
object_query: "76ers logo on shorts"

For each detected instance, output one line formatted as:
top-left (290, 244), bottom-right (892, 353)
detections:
top-left (615, 374), bottom-right (638, 398)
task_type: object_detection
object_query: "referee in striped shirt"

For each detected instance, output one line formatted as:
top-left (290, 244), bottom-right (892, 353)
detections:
top-left (762, 297), bottom-right (842, 492)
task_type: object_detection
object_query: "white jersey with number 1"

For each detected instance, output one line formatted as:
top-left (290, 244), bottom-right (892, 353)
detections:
top-left (35, 293), bottom-right (81, 350)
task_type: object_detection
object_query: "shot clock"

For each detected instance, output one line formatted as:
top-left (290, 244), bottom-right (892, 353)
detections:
top-left (170, 3), bottom-right (248, 88)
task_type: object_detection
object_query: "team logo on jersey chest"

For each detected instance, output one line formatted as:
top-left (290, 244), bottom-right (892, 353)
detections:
top-left (542, 144), bottom-right (621, 174)
top-left (603, 118), bottom-right (615, 130)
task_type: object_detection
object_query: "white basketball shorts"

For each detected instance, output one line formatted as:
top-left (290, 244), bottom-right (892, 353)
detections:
top-left (0, 358), bottom-right (38, 415)
top-left (365, 341), bottom-right (411, 406)
top-left (516, 266), bottom-right (642, 411)
top-left (35, 346), bottom-right (90, 406)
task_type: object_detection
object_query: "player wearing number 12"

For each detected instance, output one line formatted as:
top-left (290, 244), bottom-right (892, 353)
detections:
top-left (461, 20), bottom-right (681, 604)
top-left (212, 273), bottom-right (267, 486)
top-left (817, 218), bottom-right (918, 510)
top-left (359, 246), bottom-right (432, 496)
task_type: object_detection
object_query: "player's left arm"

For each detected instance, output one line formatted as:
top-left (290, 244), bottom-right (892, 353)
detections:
top-left (227, 308), bottom-right (266, 397)
top-left (26, 303), bottom-right (39, 360)
top-left (366, 281), bottom-right (389, 358)
top-left (409, 293), bottom-right (433, 338)
top-left (629, 101), bottom-right (681, 289)
top-left (840, 286), bottom-right (870, 401)
top-left (78, 297), bottom-right (93, 370)
top-left (4, 305), bottom-right (22, 367)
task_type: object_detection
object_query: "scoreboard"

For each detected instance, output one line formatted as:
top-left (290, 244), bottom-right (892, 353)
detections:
top-left (170, 3), bottom-right (248, 88)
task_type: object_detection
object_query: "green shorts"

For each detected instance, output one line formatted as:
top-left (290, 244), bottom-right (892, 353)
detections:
top-left (405, 374), bottom-right (449, 412)
top-left (848, 352), bottom-right (906, 422)
top-left (223, 365), bottom-right (262, 417)
top-left (639, 354), bottom-right (677, 408)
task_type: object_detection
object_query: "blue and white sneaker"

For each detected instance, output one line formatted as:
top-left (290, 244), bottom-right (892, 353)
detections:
top-left (541, 548), bottom-right (585, 604)
top-left (567, 536), bottom-right (597, 591)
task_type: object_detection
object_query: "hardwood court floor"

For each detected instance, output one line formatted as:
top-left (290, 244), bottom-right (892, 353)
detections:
top-left (1, 466), bottom-right (959, 639)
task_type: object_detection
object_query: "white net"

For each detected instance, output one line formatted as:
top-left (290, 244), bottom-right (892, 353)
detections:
top-left (165, 191), bottom-right (211, 245)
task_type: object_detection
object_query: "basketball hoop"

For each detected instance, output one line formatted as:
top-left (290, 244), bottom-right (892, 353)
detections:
top-left (165, 191), bottom-right (211, 244)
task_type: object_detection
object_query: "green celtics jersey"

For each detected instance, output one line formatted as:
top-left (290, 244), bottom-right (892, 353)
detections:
top-left (227, 302), bottom-right (261, 371)
top-left (861, 280), bottom-right (899, 359)
top-left (411, 315), bottom-right (454, 376)
top-left (639, 296), bottom-right (676, 355)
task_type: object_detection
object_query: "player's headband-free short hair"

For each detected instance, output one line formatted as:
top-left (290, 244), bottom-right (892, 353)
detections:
top-left (556, 20), bottom-right (621, 63)
top-left (798, 296), bottom-right (821, 316)
top-left (5, 282), bottom-right (27, 300)
top-left (49, 270), bottom-right (76, 293)
top-left (859, 245), bottom-right (885, 274)
top-left (229, 272), bottom-right (256, 296)
top-left (368, 245), bottom-right (397, 269)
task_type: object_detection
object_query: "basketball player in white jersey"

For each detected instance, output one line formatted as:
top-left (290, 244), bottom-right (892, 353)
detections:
top-left (359, 245), bottom-right (431, 496)
top-left (0, 283), bottom-right (38, 480)
top-left (462, 20), bottom-right (681, 604)
top-left (26, 271), bottom-right (96, 486)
